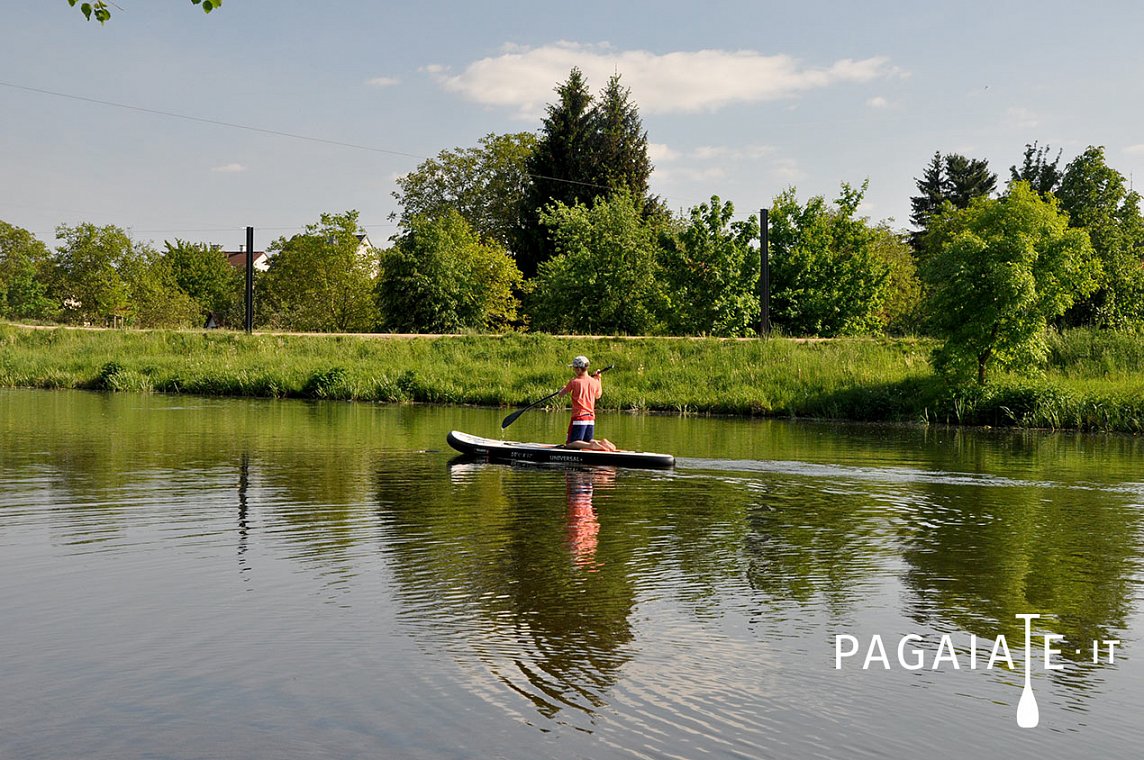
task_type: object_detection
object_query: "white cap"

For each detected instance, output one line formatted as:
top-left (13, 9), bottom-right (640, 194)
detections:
top-left (569, 355), bottom-right (590, 369)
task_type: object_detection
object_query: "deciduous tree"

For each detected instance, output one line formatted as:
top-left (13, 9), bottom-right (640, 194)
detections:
top-left (68, 0), bottom-right (219, 24)
top-left (0, 221), bottom-right (55, 320)
top-left (660, 197), bottom-right (759, 336)
top-left (769, 182), bottom-right (891, 336)
top-left (1057, 146), bottom-right (1144, 327)
top-left (1010, 142), bottom-right (1063, 197)
top-left (377, 210), bottom-right (522, 333)
top-left (260, 211), bottom-right (378, 333)
top-left (392, 133), bottom-right (536, 252)
top-left (528, 192), bottom-right (667, 335)
top-left (922, 182), bottom-right (1099, 384)
top-left (163, 239), bottom-right (242, 323)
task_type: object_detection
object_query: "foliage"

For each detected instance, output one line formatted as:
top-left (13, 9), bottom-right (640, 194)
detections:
top-left (69, 0), bottom-right (219, 24)
top-left (49, 223), bottom-right (136, 324)
top-left (588, 74), bottom-right (653, 204)
top-left (392, 132), bottom-right (536, 252)
top-left (529, 192), bottom-right (668, 335)
top-left (910, 151), bottom-right (997, 253)
top-left (119, 245), bottom-right (201, 328)
top-left (1010, 142), bottom-right (1063, 197)
top-left (0, 221), bottom-right (56, 320)
top-left (1056, 146), bottom-right (1144, 328)
top-left (660, 197), bottom-right (760, 336)
top-left (769, 182), bottom-right (891, 336)
top-left (377, 210), bottom-right (522, 333)
top-left (868, 225), bottom-right (924, 335)
top-left (516, 70), bottom-right (655, 277)
top-left (163, 239), bottom-right (242, 323)
top-left (922, 182), bottom-right (1099, 384)
top-left (260, 211), bottom-right (379, 333)
top-left (47, 223), bottom-right (200, 328)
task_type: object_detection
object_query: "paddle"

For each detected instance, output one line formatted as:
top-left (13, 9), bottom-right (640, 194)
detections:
top-left (501, 365), bottom-right (613, 429)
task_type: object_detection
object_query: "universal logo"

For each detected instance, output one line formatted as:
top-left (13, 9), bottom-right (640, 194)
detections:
top-left (834, 614), bottom-right (1121, 728)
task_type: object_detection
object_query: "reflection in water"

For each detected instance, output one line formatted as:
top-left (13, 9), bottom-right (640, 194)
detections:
top-left (237, 451), bottom-right (250, 577)
top-left (565, 468), bottom-right (614, 572)
top-left (2, 390), bottom-right (1142, 759)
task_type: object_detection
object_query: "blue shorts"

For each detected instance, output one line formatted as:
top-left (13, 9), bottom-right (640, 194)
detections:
top-left (566, 420), bottom-right (594, 444)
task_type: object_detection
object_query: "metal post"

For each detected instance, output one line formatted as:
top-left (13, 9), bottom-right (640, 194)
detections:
top-left (758, 208), bottom-right (771, 335)
top-left (244, 226), bottom-right (254, 334)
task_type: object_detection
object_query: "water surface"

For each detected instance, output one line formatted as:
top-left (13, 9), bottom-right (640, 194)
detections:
top-left (1, 389), bottom-right (1142, 758)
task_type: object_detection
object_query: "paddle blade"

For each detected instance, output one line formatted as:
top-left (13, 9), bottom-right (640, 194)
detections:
top-left (500, 408), bottom-right (527, 429)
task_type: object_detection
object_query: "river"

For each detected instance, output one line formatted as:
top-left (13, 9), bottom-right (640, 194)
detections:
top-left (1, 389), bottom-right (1141, 759)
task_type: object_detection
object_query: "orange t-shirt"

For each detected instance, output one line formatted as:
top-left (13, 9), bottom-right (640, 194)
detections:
top-left (562, 374), bottom-right (602, 420)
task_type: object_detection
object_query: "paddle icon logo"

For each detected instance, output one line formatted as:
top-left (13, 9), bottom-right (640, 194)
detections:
top-left (834, 613), bottom-right (1121, 728)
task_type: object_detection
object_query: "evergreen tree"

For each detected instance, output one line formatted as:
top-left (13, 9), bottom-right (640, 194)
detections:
top-left (516, 68), bottom-right (597, 278)
top-left (589, 74), bottom-right (652, 201)
top-left (944, 154), bottom-right (997, 208)
top-left (909, 152), bottom-right (947, 250)
top-left (515, 69), bottom-right (657, 278)
top-left (1010, 142), bottom-right (1063, 197)
top-left (910, 152), bottom-right (996, 253)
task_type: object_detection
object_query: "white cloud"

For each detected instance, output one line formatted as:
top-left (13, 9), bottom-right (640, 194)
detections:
top-left (211, 163), bottom-right (246, 174)
top-left (648, 143), bottom-right (679, 162)
top-left (866, 96), bottom-right (890, 108)
top-left (433, 42), bottom-right (903, 118)
top-left (1003, 106), bottom-right (1039, 130)
top-left (1124, 144), bottom-right (1144, 156)
top-left (366, 76), bottom-right (400, 88)
top-left (691, 145), bottom-right (774, 161)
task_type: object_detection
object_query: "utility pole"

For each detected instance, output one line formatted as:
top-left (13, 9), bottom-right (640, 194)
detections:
top-left (758, 208), bottom-right (771, 335)
top-left (244, 226), bottom-right (254, 334)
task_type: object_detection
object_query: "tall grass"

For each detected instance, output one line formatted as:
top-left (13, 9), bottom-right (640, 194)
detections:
top-left (1, 324), bottom-right (1141, 432)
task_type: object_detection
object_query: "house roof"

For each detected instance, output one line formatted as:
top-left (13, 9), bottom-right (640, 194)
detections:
top-left (224, 250), bottom-right (269, 270)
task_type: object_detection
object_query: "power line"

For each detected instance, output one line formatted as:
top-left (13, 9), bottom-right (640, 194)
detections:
top-left (1, 80), bottom-right (427, 160)
top-left (0, 79), bottom-right (617, 193)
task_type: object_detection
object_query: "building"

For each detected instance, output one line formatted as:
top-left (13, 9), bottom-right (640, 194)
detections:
top-left (224, 248), bottom-right (270, 272)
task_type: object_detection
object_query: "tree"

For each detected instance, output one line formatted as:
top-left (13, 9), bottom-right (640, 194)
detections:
top-left (516, 69), bottom-right (657, 278)
top-left (377, 210), bottom-right (522, 333)
top-left (1010, 142), bottom-right (1063, 197)
top-left (119, 247), bottom-right (200, 328)
top-left (392, 133), bottom-right (536, 252)
top-left (163, 239), bottom-right (242, 323)
top-left (516, 68), bottom-right (598, 278)
top-left (910, 152), bottom-right (997, 253)
top-left (528, 192), bottom-right (667, 335)
top-left (69, 0), bottom-right (220, 24)
top-left (945, 154), bottom-right (997, 209)
top-left (0, 221), bottom-right (55, 320)
top-left (588, 74), bottom-right (653, 205)
top-left (868, 225), bottom-right (924, 335)
top-left (909, 152), bottom-right (948, 242)
top-left (49, 223), bottom-right (135, 324)
top-left (1056, 146), bottom-right (1144, 327)
top-left (660, 197), bottom-right (760, 336)
top-left (260, 211), bottom-right (379, 333)
top-left (922, 182), bottom-right (1099, 384)
top-left (769, 182), bottom-right (891, 336)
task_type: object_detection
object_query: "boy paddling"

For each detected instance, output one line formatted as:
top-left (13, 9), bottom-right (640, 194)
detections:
top-left (558, 356), bottom-right (617, 452)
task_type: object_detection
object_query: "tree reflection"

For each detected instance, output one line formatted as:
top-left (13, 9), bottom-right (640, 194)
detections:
top-left (376, 460), bottom-right (637, 722)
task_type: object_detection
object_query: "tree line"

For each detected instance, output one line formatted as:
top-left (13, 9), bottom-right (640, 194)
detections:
top-left (3, 68), bottom-right (1143, 384)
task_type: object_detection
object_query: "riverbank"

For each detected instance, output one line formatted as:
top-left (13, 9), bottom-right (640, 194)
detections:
top-left (2, 323), bottom-right (1142, 432)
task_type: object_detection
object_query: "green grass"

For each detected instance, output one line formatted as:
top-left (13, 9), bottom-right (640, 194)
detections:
top-left (2, 323), bottom-right (1141, 432)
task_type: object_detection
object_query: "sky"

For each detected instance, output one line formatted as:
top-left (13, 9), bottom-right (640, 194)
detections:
top-left (4, 1), bottom-right (1144, 253)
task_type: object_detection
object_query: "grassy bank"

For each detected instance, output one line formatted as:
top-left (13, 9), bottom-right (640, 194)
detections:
top-left (2, 323), bottom-right (1142, 432)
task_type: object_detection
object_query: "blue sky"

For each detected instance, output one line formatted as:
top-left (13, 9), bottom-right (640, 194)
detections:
top-left (4, 1), bottom-right (1144, 252)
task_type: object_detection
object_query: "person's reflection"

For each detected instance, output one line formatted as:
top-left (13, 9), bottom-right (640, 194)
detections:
top-left (565, 468), bottom-right (615, 571)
